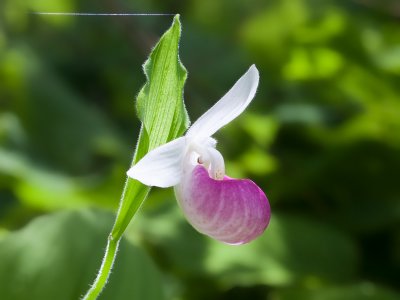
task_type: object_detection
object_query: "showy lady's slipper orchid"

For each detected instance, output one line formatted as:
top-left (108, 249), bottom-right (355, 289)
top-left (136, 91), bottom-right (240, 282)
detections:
top-left (127, 65), bottom-right (270, 245)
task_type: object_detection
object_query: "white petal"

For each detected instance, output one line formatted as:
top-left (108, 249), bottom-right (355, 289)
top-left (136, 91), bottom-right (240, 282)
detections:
top-left (127, 137), bottom-right (186, 188)
top-left (186, 65), bottom-right (259, 139)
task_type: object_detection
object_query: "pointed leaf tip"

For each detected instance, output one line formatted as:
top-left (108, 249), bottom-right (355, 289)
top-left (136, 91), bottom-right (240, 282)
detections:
top-left (135, 10), bottom-right (188, 154)
top-left (171, 14), bottom-right (182, 36)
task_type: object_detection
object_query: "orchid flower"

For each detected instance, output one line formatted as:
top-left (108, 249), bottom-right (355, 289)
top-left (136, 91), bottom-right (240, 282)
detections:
top-left (127, 65), bottom-right (270, 245)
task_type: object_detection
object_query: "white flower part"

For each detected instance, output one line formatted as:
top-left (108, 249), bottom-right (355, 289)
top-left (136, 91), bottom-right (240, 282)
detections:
top-left (127, 65), bottom-right (259, 187)
top-left (127, 137), bottom-right (186, 188)
top-left (186, 65), bottom-right (259, 140)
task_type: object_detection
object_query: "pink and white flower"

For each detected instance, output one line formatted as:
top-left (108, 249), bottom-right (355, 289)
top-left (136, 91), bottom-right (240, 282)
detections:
top-left (127, 65), bottom-right (270, 245)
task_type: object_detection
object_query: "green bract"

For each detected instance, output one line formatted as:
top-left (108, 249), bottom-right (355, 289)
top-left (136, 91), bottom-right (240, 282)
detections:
top-left (83, 14), bottom-right (188, 299)
top-left (112, 14), bottom-right (189, 240)
top-left (136, 14), bottom-right (189, 156)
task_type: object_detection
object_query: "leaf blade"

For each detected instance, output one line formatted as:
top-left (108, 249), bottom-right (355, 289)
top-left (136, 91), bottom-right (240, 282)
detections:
top-left (136, 14), bottom-right (189, 154)
top-left (112, 14), bottom-right (189, 238)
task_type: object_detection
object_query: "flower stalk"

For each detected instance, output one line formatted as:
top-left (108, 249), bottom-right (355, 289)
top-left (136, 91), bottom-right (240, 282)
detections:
top-left (82, 175), bottom-right (150, 300)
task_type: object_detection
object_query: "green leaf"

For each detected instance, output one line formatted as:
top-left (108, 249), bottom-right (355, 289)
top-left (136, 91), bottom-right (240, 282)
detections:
top-left (112, 14), bottom-right (188, 240)
top-left (83, 15), bottom-right (189, 299)
top-left (0, 209), bottom-right (165, 300)
top-left (135, 14), bottom-right (189, 153)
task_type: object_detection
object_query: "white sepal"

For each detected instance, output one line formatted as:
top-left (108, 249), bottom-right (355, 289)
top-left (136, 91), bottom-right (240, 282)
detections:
top-left (127, 137), bottom-right (186, 188)
top-left (186, 65), bottom-right (259, 140)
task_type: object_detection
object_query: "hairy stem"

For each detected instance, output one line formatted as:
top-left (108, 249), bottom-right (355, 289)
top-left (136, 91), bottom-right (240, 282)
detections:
top-left (82, 236), bottom-right (120, 300)
top-left (82, 176), bottom-right (150, 300)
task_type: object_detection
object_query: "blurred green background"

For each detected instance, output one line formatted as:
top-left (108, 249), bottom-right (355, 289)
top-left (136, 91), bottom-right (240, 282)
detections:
top-left (1, 0), bottom-right (400, 299)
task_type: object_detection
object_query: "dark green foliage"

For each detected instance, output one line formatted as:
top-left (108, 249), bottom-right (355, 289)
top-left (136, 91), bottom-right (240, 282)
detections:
top-left (0, 209), bottom-right (165, 300)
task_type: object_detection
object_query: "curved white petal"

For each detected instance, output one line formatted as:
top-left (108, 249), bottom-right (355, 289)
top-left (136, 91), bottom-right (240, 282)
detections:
top-left (187, 65), bottom-right (259, 140)
top-left (127, 137), bottom-right (186, 188)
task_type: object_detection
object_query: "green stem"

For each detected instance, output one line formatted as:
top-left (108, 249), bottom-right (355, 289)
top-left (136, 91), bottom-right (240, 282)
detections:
top-left (82, 175), bottom-right (150, 300)
top-left (82, 236), bottom-right (120, 300)
top-left (82, 126), bottom-right (151, 300)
